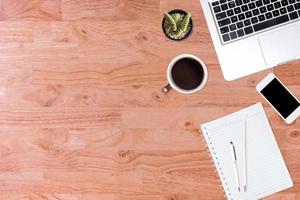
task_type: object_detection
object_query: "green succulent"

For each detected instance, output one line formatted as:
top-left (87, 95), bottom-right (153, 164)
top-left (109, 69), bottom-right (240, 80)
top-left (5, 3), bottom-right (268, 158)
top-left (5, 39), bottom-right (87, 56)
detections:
top-left (173, 13), bottom-right (181, 24)
top-left (164, 12), bottom-right (177, 31)
top-left (176, 13), bottom-right (192, 36)
top-left (164, 12), bottom-right (192, 39)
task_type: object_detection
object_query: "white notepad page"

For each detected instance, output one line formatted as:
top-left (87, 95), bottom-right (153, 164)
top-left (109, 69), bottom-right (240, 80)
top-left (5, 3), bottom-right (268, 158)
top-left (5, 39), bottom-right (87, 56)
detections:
top-left (200, 103), bottom-right (293, 200)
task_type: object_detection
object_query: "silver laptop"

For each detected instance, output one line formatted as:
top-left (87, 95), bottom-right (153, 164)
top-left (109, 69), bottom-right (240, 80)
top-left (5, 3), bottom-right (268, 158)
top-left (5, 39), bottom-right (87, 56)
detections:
top-left (200, 0), bottom-right (300, 81)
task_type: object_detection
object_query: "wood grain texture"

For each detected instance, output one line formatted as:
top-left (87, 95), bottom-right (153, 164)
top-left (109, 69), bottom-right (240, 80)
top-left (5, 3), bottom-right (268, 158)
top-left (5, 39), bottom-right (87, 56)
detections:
top-left (0, 0), bottom-right (61, 21)
top-left (0, 0), bottom-right (299, 199)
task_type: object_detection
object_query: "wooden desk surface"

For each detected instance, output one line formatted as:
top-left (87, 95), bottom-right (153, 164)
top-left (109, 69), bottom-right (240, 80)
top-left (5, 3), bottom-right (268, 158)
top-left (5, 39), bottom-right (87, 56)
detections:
top-left (0, 0), bottom-right (299, 199)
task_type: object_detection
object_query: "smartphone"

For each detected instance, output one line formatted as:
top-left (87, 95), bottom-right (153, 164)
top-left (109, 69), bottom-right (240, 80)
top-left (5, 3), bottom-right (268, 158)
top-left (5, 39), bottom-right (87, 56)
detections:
top-left (256, 73), bottom-right (300, 124)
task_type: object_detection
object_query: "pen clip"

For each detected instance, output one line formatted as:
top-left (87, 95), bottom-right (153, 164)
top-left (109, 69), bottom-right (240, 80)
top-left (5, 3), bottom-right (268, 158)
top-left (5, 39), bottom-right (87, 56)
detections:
top-left (230, 141), bottom-right (237, 161)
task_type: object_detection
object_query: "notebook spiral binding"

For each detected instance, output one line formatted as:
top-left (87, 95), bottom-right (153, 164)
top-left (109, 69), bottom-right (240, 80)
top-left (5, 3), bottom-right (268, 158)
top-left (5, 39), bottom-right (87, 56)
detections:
top-left (201, 127), bottom-right (234, 200)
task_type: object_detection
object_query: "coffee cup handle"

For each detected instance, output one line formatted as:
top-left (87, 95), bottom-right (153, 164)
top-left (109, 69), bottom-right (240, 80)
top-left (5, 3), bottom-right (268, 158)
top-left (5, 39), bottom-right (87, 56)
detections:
top-left (162, 84), bottom-right (172, 94)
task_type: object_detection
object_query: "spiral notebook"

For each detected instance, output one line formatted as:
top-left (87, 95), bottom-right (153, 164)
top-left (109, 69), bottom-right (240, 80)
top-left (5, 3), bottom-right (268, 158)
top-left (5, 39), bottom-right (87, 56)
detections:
top-left (200, 103), bottom-right (293, 200)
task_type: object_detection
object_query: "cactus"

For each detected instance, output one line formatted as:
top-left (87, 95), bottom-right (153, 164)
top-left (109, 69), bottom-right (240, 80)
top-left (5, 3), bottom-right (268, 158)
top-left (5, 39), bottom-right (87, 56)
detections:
top-left (173, 13), bottom-right (181, 24)
top-left (176, 13), bottom-right (192, 36)
top-left (163, 11), bottom-right (192, 40)
top-left (164, 12), bottom-right (177, 31)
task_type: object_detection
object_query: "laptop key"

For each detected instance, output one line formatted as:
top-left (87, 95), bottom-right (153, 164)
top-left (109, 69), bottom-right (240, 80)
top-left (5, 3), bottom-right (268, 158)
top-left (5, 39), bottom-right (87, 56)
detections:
top-left (263, 0), bottom-right (271, 4)
top-left (287, 5), bottom-right (294, 12)
top-left (218, 18), bottom-right (231, 27)
top-left (256, 0), bottom-right (263, 7)
top-left (231, 16), bottom-right (238, 22)
top-left (227, 9), bottom-right (234, 16)
top-left (237, 29), bottom-right (245, 37)
top-left (258, 14), bottom-right (266, 21)
top-left (216, 12), bottom-right (227, 20)
top-left (295, 3), bottom-right (300, 9)
top-left (229, 31), bottom-right (238, 39)
top-left (289, 11), bottom-right (299, 19)
top-left (253, 9), bottom-right (260, 15)
top-left (244, 26), bottom-right (254, 34)
top-left (260, 6), bottom-right (267, 13)
top-left (272, 10), bottom-right (280, 16)
top-left (281, 0), bottom-right (288, 6)
top-left (214, 6), bottom-right (221, 13)
top-left (222, 34), bottom-right (230, 42)
top-left (229, 24), bottom-right (237, 30)
top-left (212, 1), bottom-right (220, 6)
top-left (220, 0), bottom-right (227, 3)
top-left (221, 4), bottom-right (229, 10)
top-left (249, 2), bottom-right (256, 9)
top-left (237, 21), bottom-right (244, 28)
top-left (245, 11), bottom-right (253, 18)
top-left (229, 1), bottom-right (236, 8)
top-left (289, 0), bottom-right (296, 4)
top-left (253, 14), bottom-right (289, 32)
top-left (234, 7), bottom-right (242, 14)
top-left (280, 7), bottom-right (287, 14)
top-left (220, 26), bottom-right (230, 33)
top-left (238, 13), bottom-right (246, 20)
top-left (236, 0), bottom-right (243, 5)
top-left (274, 2), bottom-right (281, 9)
top-left (267, 4), bottom-right (274, 11)
top-left (251, 16), bottom-right (259, 23)
top-left (266, 12), bottom-right (273, 19)
top-left (242, 5), bottom-right (249, 12)
top-left (274, 2), bottom-right (281, 8)
top-left (244, 19), bottom-right (251, 26)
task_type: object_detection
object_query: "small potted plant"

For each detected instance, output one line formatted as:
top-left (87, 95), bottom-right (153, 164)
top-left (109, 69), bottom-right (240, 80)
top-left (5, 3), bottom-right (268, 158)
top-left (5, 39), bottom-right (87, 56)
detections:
top-left (162, 10), bottom-right (193, 41)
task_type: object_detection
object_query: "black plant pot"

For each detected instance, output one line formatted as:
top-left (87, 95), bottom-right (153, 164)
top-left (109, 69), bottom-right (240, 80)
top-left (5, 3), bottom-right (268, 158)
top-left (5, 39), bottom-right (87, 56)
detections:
top-left (162, 9), bottom-right (193, 41)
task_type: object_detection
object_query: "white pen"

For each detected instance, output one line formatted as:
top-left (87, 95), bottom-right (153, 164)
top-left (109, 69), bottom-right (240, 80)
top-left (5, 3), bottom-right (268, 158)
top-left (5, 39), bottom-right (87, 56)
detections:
top-left (243, 118), bottom-right (247, 192)
top-left (230, 141), bottom-right (241, 192)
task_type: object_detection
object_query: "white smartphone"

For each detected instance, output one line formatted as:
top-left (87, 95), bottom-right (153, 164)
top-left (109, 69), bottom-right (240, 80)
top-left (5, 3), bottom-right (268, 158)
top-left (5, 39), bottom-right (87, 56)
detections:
top-left (256, 73), bottom-right (300, 124)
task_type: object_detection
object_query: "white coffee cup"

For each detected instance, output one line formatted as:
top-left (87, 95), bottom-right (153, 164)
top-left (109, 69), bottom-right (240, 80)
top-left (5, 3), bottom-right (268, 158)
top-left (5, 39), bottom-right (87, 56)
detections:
top-left (162, 54), bottom-right (208, 94)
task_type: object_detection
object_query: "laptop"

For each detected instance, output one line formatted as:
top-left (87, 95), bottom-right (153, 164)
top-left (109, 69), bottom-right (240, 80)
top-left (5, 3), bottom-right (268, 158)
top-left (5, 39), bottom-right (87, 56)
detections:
top-left (200, 0), bottom-right (300, 81)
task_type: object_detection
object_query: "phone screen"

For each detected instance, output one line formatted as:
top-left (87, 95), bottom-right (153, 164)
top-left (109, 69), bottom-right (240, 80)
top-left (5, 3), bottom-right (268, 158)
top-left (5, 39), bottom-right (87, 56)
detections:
top-left (261, 78), bottom-right (300, 118)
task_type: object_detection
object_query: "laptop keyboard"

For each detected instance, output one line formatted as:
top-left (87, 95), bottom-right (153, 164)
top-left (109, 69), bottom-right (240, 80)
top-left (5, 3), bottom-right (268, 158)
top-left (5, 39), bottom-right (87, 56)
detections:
top-left (210, 0), bottom-right (300, 44)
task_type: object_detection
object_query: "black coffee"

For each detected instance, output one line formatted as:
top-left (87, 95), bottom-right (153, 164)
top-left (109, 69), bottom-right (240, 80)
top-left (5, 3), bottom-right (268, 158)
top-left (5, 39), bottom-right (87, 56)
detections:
top-left (171, 58), bottom-right (204, 90)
